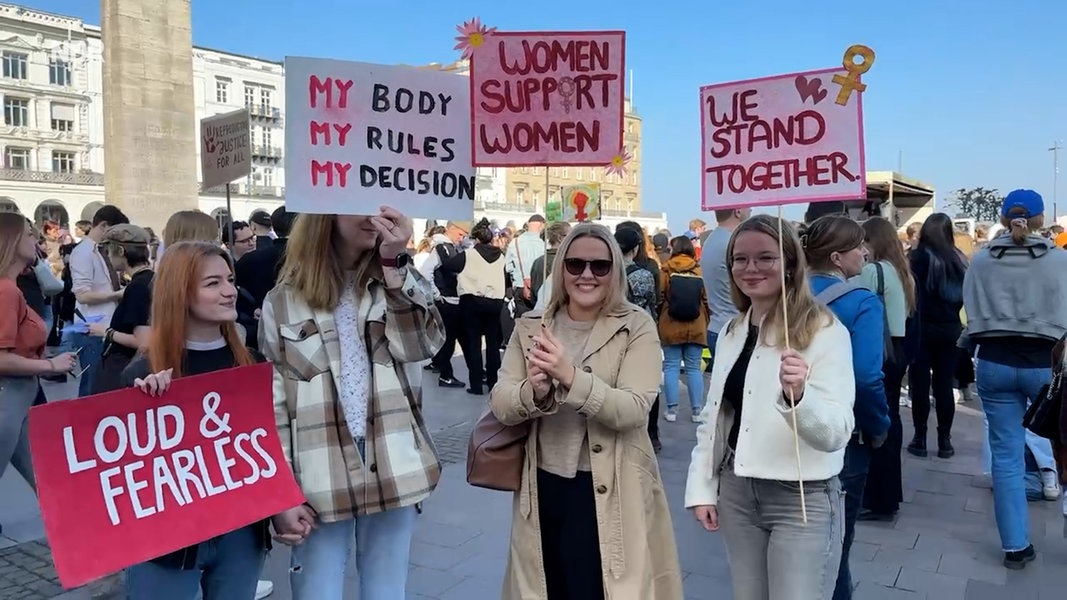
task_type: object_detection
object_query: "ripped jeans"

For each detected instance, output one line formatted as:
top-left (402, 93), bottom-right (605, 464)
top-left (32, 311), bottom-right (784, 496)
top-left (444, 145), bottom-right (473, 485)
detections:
top-left (288, 505), bottom-right (417, 599)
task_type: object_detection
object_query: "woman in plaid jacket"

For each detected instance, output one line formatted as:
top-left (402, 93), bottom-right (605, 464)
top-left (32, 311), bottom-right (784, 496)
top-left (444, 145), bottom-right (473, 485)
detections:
top-left (260, 206), bottom-right (445, 600)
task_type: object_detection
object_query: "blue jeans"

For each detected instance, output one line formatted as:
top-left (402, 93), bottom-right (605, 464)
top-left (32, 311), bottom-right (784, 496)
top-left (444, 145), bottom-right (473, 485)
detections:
top-left (833, 439), bottom-right (871, 600)
top-left (976, 358), bottom-right (1051, 552)
top-left (289, 506), bottom-right (417, 600)
top-left (981, 412), bottom-right (1057, 474)
top-left (705, 331), bottom-right (719, 373)
top-left (125, 524), bottom-right (265, 599)
top-left (663, 343), bottom-right (704, 411)
top-left (63, 330), bottom-right (103, 397)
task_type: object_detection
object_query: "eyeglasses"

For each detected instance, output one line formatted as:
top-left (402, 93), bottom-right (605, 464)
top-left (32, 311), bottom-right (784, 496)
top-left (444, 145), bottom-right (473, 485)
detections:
top-left (730, 255), bottom-right (781, 271)
top-left (563, 258), bottom-right (613, 277)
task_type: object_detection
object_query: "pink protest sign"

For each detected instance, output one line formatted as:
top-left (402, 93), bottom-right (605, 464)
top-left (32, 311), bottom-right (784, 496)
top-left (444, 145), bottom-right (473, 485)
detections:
top-left (700, 67), bottom-right (866, 210)
top-left (469, 31), bottom-right (625, 167)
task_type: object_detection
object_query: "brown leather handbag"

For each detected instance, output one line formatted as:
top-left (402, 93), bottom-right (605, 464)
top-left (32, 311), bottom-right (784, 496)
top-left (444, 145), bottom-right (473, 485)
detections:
top-left (466, 409), bottom-right (530, 492)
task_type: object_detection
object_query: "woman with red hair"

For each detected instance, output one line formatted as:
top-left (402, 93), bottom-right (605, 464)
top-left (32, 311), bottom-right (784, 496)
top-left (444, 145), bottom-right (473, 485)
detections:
top-left (120, 241), bottom-right (269, 598)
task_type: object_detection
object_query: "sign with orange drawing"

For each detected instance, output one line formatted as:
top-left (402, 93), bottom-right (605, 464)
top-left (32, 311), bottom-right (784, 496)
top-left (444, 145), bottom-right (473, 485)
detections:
top-left (561, 183), bottom-right (601, 222)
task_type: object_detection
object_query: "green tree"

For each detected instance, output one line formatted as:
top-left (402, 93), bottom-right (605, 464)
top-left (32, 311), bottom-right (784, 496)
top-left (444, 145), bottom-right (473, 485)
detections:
top-left (950, 187), bottom-right (1002, 222)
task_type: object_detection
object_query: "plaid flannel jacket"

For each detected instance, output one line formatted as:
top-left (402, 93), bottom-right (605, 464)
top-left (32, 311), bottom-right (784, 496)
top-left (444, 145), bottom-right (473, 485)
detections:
top-left (259, 266), bottom-right (446, 521)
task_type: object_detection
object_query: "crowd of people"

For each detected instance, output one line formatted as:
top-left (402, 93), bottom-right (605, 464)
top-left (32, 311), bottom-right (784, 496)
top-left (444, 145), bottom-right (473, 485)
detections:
top-left (0, 189), bottom-right (1065, 599)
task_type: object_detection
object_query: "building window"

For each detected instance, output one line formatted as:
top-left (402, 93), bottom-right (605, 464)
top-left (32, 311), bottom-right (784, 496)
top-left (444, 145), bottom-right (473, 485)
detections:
top-left (51, 103), bottom-right (75, 132)
top-left (628, 121), bottom-right (634, 134)
top-left (261, 127), bottom-right (272, 148)
top-left (216, 79), bottom-right (229, 103)
top-left (2, 51), bottom-right (27, 79)
top-left (263, 167), bottom-right (274, 187)
top-left (516, 189), bottom-right (525, 204)
top-left (4, 98), bottom-right (28, 126)
top-left (561, 167), bottom-right (568, 178)
top-left (52, 151), bottom-right (76, 173)
top-left (259, 88), bottom-right (272, 113)
top-left (49, 59), bottom-right (71, 86)
top-left (244, 86), bottom-right (256, 108)
top-left (575, 167), bottom-right (583, 181)
top-left (5, 146), bottom-right (30, 170)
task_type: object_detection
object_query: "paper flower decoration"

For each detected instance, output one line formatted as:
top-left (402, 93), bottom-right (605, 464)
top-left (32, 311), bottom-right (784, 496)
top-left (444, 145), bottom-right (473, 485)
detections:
top-left (604, 148), bottom-right (633, 178)
top-left (454, 18), bottom-right (496, 60)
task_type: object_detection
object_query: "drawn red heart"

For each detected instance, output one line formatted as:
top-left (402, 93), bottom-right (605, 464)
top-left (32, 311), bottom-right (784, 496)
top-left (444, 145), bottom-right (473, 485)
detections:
top-left (794, 75), bottom-right (828, 105)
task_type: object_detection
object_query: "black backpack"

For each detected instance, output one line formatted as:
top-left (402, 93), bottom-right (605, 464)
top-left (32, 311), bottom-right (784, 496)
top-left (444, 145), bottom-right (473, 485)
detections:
top-left (624, 263), bottom-right (642, 302)
top-left (432, 243), bottom-right (459, 295)
top-left (56, 242), bottom-right (80, 323)
top-left (666, 272), bottom-right (704, 322)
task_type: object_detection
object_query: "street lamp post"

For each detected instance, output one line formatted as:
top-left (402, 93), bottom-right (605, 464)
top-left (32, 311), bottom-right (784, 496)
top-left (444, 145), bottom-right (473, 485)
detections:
top-left (1052, 141), bottom-right (1062, 221)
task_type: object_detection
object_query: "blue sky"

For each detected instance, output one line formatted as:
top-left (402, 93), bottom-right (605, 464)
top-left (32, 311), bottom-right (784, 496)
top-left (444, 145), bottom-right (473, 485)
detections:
top-left (21, 0), bottom-right (1067, 231)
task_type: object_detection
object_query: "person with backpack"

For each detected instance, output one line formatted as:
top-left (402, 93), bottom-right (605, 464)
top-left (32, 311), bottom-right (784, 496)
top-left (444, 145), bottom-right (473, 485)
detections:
top-left (857, 217), bottom-right (918, 523)
top-left (658, 236), bottom-right (709, 423)
top-left (615, 227), bottom-right (661, 451)
top-left (803, 215), bottom-right (890, 600)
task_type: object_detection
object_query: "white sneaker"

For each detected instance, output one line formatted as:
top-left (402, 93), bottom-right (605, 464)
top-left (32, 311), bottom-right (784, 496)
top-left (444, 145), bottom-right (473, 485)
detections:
top-left (665, 409), bottom-right (677, 422)
top-left (691, 414), bottom-right (702, 423)
top-left (1041, 469), bottom-right (1060, 501)
top-left (255, 580), bottom-right (274, 599)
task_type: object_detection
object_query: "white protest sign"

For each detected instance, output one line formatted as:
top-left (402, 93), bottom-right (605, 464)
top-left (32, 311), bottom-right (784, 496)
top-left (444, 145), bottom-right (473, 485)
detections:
top-left (199, 108), bottom-right (252, 189)
top-left (284, 57), bottom-right (475, 220)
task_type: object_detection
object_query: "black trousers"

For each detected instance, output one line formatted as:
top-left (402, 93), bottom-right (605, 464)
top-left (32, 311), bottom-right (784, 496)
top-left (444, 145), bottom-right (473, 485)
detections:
top-left (461, 296), bottom-right (504, 393)
top-left (648, 395), bottom-right (660, 441)
top-left (431, 301), bottom-right (464, 380)
top-left (864, 338), bottom-right (907, 514)
top-left (909, 333), bottom-right (959, 437)
top-left (537, 469), bottom-right (605, 600)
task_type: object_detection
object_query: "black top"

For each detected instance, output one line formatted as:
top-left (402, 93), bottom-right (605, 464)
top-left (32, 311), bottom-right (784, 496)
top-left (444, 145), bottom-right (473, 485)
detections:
top-left (254, 234), bottom-right (273, 252)
top-left (724, 325), bottom-right (759, 450)
top-left (121, 344), bottom-right (271, 569)
top-left (107, 269), bottom-right (153, 360)
top-left (977, 336), bottom-right (1055, 369)
top-left (909, 248), bottom-right (965, 340)
top-left (15, 270), bottom-right (45, 319)
top-left (236, 238), bottom-right (287, 309)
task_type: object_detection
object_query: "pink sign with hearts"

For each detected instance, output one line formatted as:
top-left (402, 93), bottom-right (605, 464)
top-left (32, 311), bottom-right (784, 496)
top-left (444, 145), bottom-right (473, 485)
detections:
top-left (700, 67), bottom-right (866, 210)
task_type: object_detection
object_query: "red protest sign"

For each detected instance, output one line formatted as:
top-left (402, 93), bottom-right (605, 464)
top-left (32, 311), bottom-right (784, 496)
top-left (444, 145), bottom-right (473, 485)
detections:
top-left (469, 30), bottom-right (626, 166)
top-left (700, 64), bottom-right (868, 211)
top-left (28, 362), bottom-right (304, 588)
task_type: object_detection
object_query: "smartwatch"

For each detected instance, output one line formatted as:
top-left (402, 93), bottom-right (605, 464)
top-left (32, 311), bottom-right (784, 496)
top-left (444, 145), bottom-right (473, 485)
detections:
top-left (380, 253), bottom-right (411, 269)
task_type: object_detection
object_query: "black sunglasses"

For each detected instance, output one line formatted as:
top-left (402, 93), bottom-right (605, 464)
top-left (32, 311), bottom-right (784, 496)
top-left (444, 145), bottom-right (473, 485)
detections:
top-left (563, 258), bottom-right (613, 277)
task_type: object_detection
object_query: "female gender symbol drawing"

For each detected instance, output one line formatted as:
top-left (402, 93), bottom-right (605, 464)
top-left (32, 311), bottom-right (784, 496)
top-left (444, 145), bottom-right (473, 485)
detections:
top-left (558, 76), bottom-right (576, 114)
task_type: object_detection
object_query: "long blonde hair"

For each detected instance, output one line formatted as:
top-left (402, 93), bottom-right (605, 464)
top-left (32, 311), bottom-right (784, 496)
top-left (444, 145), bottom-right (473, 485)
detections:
top-left (164, 210), bottom-right (220, 247)
top-left (279, 214), bottom-right (378, 311)
top-left (543, 223), bottom-right (630, 322)
top-left (727, 215), bottom-right (833, 351)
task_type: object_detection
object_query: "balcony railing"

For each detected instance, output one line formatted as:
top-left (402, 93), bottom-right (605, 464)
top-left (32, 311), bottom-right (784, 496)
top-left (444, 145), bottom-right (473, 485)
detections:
top-left (200, 182), bottom-right (285, 197)
top-left (0, 168), bottom-right (103, 185)
top-left (252, 145), bottom-right (282, 159)
top-left (247, 104), bottom-right (282, 121)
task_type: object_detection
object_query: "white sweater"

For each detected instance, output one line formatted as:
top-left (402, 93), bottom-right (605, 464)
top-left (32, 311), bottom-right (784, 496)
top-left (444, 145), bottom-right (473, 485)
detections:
top-left (685, 311), bottom-right (856, 508)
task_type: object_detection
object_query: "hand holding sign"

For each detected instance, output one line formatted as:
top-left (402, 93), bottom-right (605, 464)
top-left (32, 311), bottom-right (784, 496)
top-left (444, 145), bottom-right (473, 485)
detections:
top-left (373, 205), bottom-right (414, 260)
top-left (133, 368), bottom-right (173, 397)
top-left (29, 363), bottom-right (305, 588)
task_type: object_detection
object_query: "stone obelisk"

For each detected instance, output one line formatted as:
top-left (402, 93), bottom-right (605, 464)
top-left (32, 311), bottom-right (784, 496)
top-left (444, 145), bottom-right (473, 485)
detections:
top-left (101, 0), bottom-right (199, 229)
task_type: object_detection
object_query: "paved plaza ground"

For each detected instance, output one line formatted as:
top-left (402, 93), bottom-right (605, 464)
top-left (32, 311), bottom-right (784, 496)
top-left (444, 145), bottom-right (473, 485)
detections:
top-left (2, 361), bottom-right (1066, 599)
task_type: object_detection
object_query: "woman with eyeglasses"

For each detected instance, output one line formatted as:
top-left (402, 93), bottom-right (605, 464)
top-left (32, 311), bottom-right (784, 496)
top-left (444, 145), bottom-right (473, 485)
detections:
top-left (0, 213), bottom-right (78, 491)
top-left (491, 223), bottom-right (683, 599)
top-left (686, 215), bottom-right (855, 600)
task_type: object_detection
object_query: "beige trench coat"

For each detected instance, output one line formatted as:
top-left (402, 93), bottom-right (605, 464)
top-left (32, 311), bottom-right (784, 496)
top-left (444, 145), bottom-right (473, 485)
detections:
top-left (490, 304), bottom-right (684, 600)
